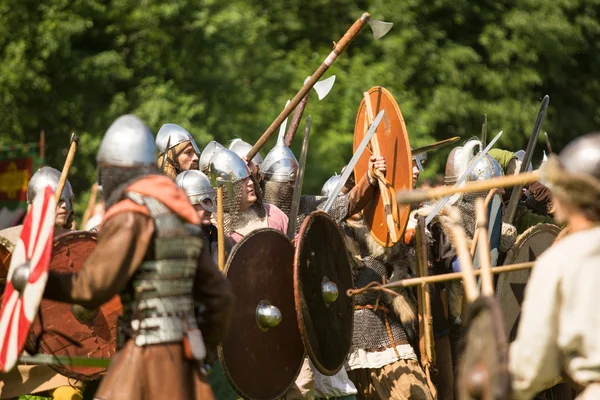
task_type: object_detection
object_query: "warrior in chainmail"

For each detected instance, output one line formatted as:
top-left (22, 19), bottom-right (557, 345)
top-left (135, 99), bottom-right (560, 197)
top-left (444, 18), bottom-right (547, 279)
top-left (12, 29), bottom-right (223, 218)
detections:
top-left (209, 148), bottom-right (288, 243)
top-left (259, 134), bottom-right (298, 216)
top-left (42, 115), bottom-right (234, 400)
top-left (0, 167), bottom-right (86, 400)
top-left (423, 139), bottom-right (517, 378)
top-left (155, 123), bottom-right (201, 180)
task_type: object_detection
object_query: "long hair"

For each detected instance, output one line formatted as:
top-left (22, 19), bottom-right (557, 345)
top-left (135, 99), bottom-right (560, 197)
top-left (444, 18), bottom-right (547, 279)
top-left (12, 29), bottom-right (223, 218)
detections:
top-left (157, 141), bottom-right (190, 180)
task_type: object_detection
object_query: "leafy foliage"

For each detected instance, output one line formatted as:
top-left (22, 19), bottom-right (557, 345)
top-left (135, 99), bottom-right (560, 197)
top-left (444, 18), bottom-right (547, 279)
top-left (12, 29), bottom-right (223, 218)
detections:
top-left (0, 0), bottom-right (599, 219)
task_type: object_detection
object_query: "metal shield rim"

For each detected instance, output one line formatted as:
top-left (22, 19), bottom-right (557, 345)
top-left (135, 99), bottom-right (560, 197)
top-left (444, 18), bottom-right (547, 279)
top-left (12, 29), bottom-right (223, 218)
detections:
top-left (353, 86), bottom-right (412, 247)
top-left (293, 211), bottom-right (353, 376)
top-left (219, 228), bottom-right (305, 400)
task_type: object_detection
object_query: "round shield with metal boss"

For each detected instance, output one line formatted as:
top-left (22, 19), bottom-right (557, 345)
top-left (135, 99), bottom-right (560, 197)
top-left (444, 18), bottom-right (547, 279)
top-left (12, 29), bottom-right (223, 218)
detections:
top-left (294, 211), bottom-right (353, 376)
top-left (353, 86), bottom-right (413, 247)
top-left (496, 223), bottom-right (561, 341)
top-left (219, 228), bottom-right (304, 400)
top-left (26, 230), bottom-right (121, 381)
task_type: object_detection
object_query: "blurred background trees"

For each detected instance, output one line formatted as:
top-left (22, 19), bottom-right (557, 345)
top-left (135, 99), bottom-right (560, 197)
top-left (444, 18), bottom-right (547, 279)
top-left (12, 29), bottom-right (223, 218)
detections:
top-left (1, 0), bottom-right (599, 219)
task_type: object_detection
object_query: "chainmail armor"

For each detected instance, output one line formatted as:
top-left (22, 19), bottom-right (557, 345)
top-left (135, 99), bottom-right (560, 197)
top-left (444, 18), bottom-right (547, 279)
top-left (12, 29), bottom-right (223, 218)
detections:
top-left (456, 192), bottom-right (487, 239)
top-left (262, 179), bottom-right (294, 216)
top-left (98, 165), bottom-right (160, 208)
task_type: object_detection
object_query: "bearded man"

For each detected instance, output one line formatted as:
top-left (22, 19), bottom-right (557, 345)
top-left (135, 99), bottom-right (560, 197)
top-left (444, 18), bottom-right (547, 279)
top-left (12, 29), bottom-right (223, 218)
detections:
top-left (156, 123), bottom-right (201, 179)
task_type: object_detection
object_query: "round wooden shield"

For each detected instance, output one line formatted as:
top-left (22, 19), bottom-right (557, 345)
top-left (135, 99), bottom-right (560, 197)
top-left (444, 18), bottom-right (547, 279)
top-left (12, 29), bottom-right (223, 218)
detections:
top-left (27, 230), bottom-right (122, 381)
top-left (0, 225), bottom-right (22, 296)
top-left (496, 223), bottom-right (562, 341)
top-left (457, 296), bottom-right (510, 400)
top-left (294, 211), bottom-right (353, 376)
top-left (353, 86), bottom-right (412, 247)
top-left (219, 228), bottom-right (304, 400)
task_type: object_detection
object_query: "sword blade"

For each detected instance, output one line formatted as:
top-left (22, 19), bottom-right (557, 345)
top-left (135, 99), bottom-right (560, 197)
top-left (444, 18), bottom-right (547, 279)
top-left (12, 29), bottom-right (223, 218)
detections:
top-left (481, 114), bottom-right (488, 148)
top-left (425, 130), bottom-right (504, 225)
top-left (504, 95), bottom-right (549, 224)
top-left (323, 110), bottom-right (385, 213)
top-left (287, 116), bottom-right (312, 238)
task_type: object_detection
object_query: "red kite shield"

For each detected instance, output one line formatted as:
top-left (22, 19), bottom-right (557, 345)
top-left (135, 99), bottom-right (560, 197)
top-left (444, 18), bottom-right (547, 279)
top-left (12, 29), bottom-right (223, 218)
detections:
top-left (27, 230), bottom-right (121, 381)
top-left (353, 86), bottom-right (412, 247)
top-left (496, 223), bottom-right (561, 341)
top-left (0, 186), bottom-right (55, 372)
top-left (294, 211), bottom-right (353, 376)
top-left (219, 228), bottom-right (304, 400)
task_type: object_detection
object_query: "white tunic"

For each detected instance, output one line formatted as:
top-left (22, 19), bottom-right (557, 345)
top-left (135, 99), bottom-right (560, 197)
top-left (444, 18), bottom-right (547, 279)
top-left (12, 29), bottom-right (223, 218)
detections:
top-left (510, 226), bottom-right (600, 400)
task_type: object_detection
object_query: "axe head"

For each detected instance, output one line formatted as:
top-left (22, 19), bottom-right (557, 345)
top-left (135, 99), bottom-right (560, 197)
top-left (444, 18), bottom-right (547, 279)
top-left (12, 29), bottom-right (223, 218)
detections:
top-left (70, 132), bottom-right (80, 144)
top-left (366, 18), bottom-right (393, 40)
top-left (311, 75), bottom-right (336, 100)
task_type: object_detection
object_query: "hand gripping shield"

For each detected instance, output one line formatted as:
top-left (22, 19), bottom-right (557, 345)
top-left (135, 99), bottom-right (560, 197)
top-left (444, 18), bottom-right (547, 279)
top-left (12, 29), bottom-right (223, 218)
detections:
top-left (0, 186), bottom-right (55, 372)
top-left (219, 228), bottom-right (304, 400)
top-left (26, 230), bottom-right (121, 381)
top-left (294, 211), bottom-right (353, 375)
top-left (496, 223), bottom-right (561, 341)
top-left (353, 86), bottom-right (412, 247)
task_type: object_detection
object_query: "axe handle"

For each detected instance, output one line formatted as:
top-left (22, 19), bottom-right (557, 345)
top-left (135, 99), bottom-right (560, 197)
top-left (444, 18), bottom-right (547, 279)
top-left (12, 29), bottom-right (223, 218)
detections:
top-left (55, 139), bottom-right (78, 204)
top-left (247, 13), bottom-right (370, 160)
top-left (284, 95), bottom-right (309, 147)
top-left (474, 199), bottom-right (495, 296)
top-left (81, 184), bottom-right (98, 229)
top-left (416, 216), bottom-right (435, 367)
top-left (397, 170), bottom-right (540, 205)
top-left (363, 92), bottom-right (398, 243)
top-left (217, 186), bottom-right (225, 272)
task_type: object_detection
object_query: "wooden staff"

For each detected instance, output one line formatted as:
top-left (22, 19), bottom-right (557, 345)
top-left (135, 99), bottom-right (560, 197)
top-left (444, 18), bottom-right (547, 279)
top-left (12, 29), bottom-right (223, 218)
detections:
top-left (217, 185), bottom-right (225, 272)
top-left (81, 184), bottom-right (98, 229)
top-left (347, 262), bottom-right (535, 297)
top-left (247, 13), bottom-right (374, 160)
top-left (474, 198), bottom-right (494, 296)
top-left (397, 171), bottom-right (540, 205)
top-left (39, 130), bottom-right (45, 160)
top-left (448, 209), bottom-right (479, 302)
top-left (416, 216), bottom-right (435, 368)
top-left (284, 95), bottom-right (309, 147)
top-left (363, 92), bottom-right (398, 243)
top-left (470, 188), bottom-right (502, 256)
top-left (55, 133), bottom-right (80, 204)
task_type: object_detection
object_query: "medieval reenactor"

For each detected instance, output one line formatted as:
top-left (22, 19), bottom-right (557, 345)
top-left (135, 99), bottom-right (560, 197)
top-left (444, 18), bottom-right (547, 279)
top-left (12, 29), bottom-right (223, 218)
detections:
top-left (509, 133), bottom-right (600, 400)
top-left (209, 148), bottom-right (288, 242)
top-left (488, 148), bottom-right (557, 233)
top-left (426, 139), bottom-right (516, 376)
top-left (41, 114), bottom-right (234, 400)
top-left (0, 167), bottom-right (86, 400)
top-left (228, 138), bottom-right (264, 179)
top-left (156, 123), bottom-right (201, 179)
top-left (260, 133), bottom-right (298, 216)
top-left (175, 170), bottom-right (225, 264)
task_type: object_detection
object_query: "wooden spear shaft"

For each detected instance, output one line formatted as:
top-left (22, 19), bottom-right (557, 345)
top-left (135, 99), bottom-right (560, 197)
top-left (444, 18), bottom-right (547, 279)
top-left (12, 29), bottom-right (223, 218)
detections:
top-left (396, 171), bottom-right (540, 205)
top-left (217, 185), bottom-right (225, 272)
top-left (474, 198), bottom-right (495, 296)
top-left (247, 13), bottom-right (372, 160)
top-left (55, 133), bottom-right (80, 204)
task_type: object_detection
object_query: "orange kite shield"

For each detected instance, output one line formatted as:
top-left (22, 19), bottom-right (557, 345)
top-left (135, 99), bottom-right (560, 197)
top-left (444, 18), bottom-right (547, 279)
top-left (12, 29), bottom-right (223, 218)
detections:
top-left (0, 186), bottom-right (55, 372)
top-left (353, 86), bottom-right (412, 247)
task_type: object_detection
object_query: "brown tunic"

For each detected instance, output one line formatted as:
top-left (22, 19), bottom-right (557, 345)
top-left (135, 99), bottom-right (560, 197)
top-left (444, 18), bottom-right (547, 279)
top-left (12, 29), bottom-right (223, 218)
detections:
top-left (44, 211), bottom-right (235, 400)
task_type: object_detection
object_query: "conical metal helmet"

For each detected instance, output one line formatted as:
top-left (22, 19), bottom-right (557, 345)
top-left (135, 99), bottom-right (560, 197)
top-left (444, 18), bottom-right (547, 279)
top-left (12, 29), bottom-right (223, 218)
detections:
top-left (229, 138), bottom-right (264, 166)
top-left (261, 145), bottom-right (298, 183)
top-left (514, 150), bottom-right (533, 173)
top-left (175, 170), bottom-right (216, 213)
top-left (444, 139), bottom-right (482, 185)
top-left (156, 123), bottom-right (201, 156)
top-left (468, 154), bottom-right (504, 182)
top-left (199, 140), bottom-right (226, 174)
top-left (97, 115), bottom-right (156, 167)
top-left (445, 147), bottom-right (463, 185)
top-left (558, 133), bottom-right (600, 180)
top-left (209, 148), bottom-right (251, 184)
top-left (321, 174), bottom-right (341, 197)
top-left (27, 166), bottom-right (74, 212)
